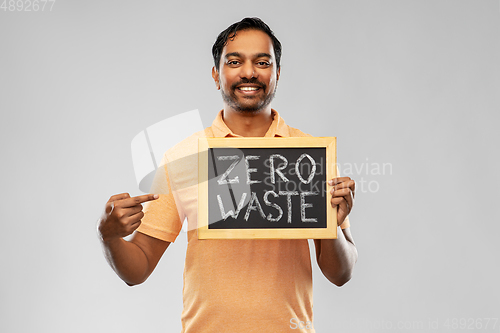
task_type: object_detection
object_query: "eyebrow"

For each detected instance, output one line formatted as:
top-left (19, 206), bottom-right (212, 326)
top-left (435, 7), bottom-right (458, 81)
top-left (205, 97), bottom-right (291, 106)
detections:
top-left (224, 52), bottom-right (273, 60)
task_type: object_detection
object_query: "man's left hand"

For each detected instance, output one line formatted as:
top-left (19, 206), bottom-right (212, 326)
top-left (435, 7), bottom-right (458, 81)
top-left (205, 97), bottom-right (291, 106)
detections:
top-left (329, 177), bottom-right (355, 226)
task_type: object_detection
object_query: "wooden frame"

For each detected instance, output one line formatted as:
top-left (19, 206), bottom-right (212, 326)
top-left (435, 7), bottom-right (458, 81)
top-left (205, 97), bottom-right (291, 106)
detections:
top-left (198, 137), bottom-right (337, 239)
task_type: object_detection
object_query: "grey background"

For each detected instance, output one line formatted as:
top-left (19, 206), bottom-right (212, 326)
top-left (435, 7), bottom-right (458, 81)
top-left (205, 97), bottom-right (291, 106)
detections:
top-left (1, 0), bottom-right (499, 332)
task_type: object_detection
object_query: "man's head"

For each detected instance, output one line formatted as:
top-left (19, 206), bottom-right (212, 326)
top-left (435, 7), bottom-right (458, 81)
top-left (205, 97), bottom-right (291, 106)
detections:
top-left (212, 18), bottom-right (282, 113)
top-left (212, 17), bottom-right (282, 74)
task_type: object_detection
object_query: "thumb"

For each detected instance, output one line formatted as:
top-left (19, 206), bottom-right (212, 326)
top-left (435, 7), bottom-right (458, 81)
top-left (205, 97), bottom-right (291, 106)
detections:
top-left (105, 201), bottom-right (115, 214)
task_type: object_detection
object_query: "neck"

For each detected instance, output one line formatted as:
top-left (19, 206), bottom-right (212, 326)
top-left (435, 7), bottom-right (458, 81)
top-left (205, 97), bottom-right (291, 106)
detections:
top-left (222, 106), bottom-right (274, 137)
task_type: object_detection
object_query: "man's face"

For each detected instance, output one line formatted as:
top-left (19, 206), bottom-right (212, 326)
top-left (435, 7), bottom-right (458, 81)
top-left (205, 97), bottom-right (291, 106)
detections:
top-left (212, 29), bottom-right (280, 113)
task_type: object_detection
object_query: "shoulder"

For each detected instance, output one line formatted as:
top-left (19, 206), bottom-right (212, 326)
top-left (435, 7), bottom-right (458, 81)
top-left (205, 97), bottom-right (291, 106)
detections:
top-left (287, 125), bottom-right (313, 138)
top-left (164, 127), bottom-right (213, 161)
top-left (159, 127), bottom-right (213, 183)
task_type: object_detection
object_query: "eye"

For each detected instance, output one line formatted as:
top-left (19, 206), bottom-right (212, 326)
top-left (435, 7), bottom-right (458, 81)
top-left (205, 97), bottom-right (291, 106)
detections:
top-left (227, 60), bottom-right (240, 66)
top-left (257, 61), bottom-right (270, 67)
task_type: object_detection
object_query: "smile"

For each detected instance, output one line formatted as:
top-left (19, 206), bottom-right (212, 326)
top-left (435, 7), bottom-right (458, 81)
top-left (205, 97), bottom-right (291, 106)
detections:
top-left (237, 87), bottom-right (260, 91)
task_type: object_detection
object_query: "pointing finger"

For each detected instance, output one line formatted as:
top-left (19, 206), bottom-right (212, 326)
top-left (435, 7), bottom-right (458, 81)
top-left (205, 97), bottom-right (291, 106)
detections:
top-left (121, 194), bottom-right (159, 208)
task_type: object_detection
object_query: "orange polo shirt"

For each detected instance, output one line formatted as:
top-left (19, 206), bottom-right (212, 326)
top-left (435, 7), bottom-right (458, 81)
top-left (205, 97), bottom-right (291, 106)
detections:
top-left (137, 110), bottom-right (350, 333)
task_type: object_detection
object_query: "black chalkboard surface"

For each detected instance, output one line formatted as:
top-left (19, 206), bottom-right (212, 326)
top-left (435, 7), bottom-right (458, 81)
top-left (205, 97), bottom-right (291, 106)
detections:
top-left (198, 137), bottom-right (337, 239)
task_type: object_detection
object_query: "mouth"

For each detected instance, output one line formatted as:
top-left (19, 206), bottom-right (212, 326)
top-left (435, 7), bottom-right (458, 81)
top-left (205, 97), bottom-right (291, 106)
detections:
top-left (235, 84), bottom-right (262, 95)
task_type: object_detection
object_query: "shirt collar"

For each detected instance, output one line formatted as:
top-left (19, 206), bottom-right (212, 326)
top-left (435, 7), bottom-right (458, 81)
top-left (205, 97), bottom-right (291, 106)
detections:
top-left (211, 109), bottom-right (290, 138)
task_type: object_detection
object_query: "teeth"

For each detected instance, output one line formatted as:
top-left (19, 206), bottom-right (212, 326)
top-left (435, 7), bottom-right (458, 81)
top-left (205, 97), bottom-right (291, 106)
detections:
top-left (238, 87), bottom-right (259, 91)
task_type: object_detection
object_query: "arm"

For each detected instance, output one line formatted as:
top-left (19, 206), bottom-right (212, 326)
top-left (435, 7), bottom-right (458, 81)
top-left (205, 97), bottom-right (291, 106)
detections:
top-left (314, 227), bottom-right (357, 286)
top-left (314, 177), bottom-right (358, 286)
top-left (98, 193), bottom-right (170, 286)
top-left (100, 231), bottom-right (170, 286)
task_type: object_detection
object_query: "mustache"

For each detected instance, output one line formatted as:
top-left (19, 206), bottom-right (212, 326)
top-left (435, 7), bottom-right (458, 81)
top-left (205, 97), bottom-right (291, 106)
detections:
top-left (230, 78), bottom-right (267, 90)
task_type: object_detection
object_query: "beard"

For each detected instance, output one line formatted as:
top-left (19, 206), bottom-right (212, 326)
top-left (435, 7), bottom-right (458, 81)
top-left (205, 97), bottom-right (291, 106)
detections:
top-left (220, 78), bottom-right (277, 113)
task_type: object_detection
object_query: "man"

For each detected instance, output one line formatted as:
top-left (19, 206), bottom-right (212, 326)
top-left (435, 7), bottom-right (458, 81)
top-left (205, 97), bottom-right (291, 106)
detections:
top-left (98, 17), bottom-right (357, 333)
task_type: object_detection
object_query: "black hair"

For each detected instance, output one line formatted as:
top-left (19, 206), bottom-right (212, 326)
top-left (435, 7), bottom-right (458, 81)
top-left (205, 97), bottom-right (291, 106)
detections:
top-left (212, 17), bottom-right (282, 73)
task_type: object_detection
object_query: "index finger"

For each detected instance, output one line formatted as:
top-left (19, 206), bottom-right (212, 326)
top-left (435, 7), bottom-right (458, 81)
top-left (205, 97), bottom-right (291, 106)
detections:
top-left (122, 194), bottom-right (159, 207)
top-left (328, 177), bottom-right (352, 186)
top-left (331, 179), bottom-right (356, 192)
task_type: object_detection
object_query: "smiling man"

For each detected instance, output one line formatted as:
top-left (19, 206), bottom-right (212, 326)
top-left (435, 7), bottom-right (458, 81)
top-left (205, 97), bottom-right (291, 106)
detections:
top-left (215, 29), bottom-right (278, 113)
top-left (98, 17), bottom-right (357, 333)
top-left (212, 27), bottom-right (281, 137)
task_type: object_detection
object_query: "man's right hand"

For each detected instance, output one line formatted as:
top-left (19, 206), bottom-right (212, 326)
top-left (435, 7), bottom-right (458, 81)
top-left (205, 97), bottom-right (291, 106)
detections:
top-left (98, 193), bottom-right (159, 242)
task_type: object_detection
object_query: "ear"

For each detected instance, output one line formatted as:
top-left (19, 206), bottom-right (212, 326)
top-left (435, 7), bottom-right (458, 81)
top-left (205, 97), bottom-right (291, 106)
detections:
top-left (212, 67), bottom-right (220, 90)
top-left (276, 66), bottom-right (281, 82)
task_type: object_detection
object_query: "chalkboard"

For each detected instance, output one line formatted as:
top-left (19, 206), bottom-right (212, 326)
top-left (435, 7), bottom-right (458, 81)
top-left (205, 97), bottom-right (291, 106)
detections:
top-left (198, 137), bottom-right (337, 239)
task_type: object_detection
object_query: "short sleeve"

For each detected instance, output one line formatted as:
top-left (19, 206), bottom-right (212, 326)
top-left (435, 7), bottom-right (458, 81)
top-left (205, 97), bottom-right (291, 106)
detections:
top-left (136, 153), bottom-right (184, 243)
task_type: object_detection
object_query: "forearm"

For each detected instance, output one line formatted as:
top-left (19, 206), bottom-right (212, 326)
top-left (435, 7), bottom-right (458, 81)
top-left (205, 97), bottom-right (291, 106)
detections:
top-left (100, 237), bottom-right (150, 286)
top-left (317, 228), bottom-right (358, 286)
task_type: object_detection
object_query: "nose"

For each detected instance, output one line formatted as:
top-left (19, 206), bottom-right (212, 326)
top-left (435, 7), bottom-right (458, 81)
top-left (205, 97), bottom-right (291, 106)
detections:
top-left (239, 61), bottom-right (257, 79)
